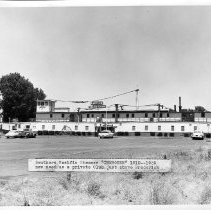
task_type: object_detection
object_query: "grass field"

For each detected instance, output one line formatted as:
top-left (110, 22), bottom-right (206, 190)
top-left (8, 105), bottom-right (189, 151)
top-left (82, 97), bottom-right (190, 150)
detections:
top-left (0, 135), bottom-right (211, 205)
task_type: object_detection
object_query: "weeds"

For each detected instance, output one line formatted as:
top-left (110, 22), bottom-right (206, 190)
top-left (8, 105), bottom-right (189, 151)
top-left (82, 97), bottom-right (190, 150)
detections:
top-left (199, 186), bottom-right (211, 204)
top-left (150, 181), bottom-right (175, 205)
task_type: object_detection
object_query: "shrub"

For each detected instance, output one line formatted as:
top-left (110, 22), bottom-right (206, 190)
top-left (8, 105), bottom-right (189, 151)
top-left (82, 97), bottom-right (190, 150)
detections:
top-left (132, 172), bottom-right (143, 180)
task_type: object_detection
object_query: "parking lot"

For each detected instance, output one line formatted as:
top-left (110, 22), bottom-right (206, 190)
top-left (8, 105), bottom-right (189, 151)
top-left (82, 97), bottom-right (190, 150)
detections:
top-left (0, 135), bottom-right (210, 177)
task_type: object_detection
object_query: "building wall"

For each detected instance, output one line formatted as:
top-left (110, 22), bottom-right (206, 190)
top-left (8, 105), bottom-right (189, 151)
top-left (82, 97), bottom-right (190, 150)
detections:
top-left (194, 112), bottom-right (211, 123)
top-left (115, 122), bottom-right (210, 133)
top-left (2, 121), bottom-right (211, 134)
top-left (36, 113), bottom-right (72, 122)
top-left (81, 112), bottom-right (182, 123)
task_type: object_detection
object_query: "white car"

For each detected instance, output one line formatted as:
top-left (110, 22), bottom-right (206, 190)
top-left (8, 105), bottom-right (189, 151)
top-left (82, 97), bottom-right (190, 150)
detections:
top-left (98, 130), bottom-right (114, 139)
top-left (191, 131), bottom-right (204, 140)
top-left (5, 130), bottom-right (24, 139)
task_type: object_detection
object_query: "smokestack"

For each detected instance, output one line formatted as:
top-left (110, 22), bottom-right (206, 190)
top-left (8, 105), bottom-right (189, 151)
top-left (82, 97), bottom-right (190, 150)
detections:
top-left (179, 96), bottom-right (182, 112)
top-left (174, 105), bottom-right (176, 112)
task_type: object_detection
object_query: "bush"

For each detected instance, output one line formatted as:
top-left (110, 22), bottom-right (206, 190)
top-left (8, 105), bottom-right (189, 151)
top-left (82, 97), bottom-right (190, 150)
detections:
top-left (157, 133), bottom-right (163, 137)
top-left (150, 132), bottom-right (155, 136)
top-left (87, 182), bottom-right (105, 199)
top-left (132, 172), bottom-right (143, 180)
top-left (169, 133), bottom-right (174, 137)
top-left (184, 133), bottom-right (190, 137)
top-left (124, 132), bottom-right (129, 136)
top-left (135, 132), bottom-right (141, 136)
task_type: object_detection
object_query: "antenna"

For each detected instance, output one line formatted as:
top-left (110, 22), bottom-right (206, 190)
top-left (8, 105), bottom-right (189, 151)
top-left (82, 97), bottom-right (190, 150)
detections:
top-left (135, 88), bottom-right (139, 110)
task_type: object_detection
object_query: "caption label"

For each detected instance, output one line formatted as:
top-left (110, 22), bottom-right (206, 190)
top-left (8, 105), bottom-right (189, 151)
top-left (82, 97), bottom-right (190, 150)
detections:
top-left (28, 159), bottom-right (171, 173)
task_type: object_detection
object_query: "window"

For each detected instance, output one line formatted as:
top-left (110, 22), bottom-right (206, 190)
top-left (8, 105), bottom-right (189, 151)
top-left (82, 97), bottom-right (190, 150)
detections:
top-left (126, 114), bottom-right (129, 118)
top-left (41, 102), bottom-right (44, 106)
top-left (52, 125), bottom-right (55, 130)
top-left (91, 114), bottom-right (94, 118)
top-left (145, 113), bottom-right (148, 118)
top-left (201, 112), bottom-right (205, 118)
top-left (75, 125), bottom-right (78, 131)
top-left (42, 125), bottom-right (45, 130)
top-left (194, 126), bottom-right (197, 131)
top-left (145, 125), bottom-right (148, 131)
top-left (85, 126), bottom-right (89, 131)
top-left (50, 114), bottom-right (53, 118)
top-left (132, 126), bottom-right (136, 131)
top-left (18, 124), bottom-right (21, 128)
top-left (102, 114), bottom-right (104, 118)
top-left (117, 114), bottom-right (120, 118)
top-left (132, 113), bottom-right (135, 118)
top-left (61, 113), bottom-right (64, 118)
top-left (45, 101), bottom-right (48, 106)
top-left (87, 114), bottom-right (90, 118)
top-left (181, 126), bottom-right (185, 131)
top-left (171, 126), bottom-right (174, 131)
top-left (152, 113), bottom-right (155, 118)
top-left (167, 113), bottom-right (170, 118)
top-left (112, 114), bottom-right (115, 118)
top-left (38, 102), bottom-right (41, 106)
top-left (160, 113), bottom-right (163, 118)
top-left (158, 125), bottom-right (161, 131)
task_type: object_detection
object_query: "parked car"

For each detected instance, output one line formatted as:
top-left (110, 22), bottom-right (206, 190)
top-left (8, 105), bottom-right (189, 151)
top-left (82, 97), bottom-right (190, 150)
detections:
top-left (191, 131), bottom-right (204, 140)
top-left (24, 130), bottom-right (36, 138)
top-left (98, 130), bottom-right (114, 139)
top-left (5, 130), bottom-right (25, 139)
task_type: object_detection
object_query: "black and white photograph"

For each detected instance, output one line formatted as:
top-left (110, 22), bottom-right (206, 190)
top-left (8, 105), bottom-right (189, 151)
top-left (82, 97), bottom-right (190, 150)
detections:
top-left (0, 1), bottom-right (211, 206)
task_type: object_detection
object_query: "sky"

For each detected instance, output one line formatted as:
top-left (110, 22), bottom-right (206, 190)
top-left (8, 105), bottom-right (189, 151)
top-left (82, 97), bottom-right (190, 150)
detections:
top-left (0, 6), bottom-right (211, 111)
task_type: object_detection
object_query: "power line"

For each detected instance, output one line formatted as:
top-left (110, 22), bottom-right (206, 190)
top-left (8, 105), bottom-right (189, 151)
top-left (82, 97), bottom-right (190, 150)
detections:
top-left (49, 89), bottom-right (140, 104)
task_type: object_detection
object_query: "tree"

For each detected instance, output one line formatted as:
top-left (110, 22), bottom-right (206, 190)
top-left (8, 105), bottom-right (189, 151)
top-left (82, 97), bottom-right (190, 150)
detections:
top-left (195, 106), bottom-right (206, 112)
top-left (0, 73), bottom-right (46, 122)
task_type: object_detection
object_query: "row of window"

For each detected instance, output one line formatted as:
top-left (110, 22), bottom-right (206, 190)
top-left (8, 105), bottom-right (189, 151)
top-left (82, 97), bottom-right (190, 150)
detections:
top-left (41, 124), bottom-right (197, 132)
top-left (38, 101), bottom-right (48, 106)
top-left (50, 114), bottom-right (65, 118)
top-left (48, 113), bottom-right (173, 119)
top-left (42, 125), bottom-right (89, 131)
top-left (86, 113), bottom-right (171, 118)
top-left (131, 125), bottom-right (197, 131)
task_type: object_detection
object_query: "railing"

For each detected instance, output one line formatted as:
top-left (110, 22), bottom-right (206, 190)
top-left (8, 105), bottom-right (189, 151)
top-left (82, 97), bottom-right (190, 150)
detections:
top-left (81, 118), bottom-right (182, 123)
top-left (194, 118), bottom-right (211, 123)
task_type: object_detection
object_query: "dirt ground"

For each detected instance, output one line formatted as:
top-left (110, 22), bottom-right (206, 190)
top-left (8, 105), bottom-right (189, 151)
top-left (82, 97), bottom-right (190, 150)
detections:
top-left (0, 135), bottom-right (211, 205)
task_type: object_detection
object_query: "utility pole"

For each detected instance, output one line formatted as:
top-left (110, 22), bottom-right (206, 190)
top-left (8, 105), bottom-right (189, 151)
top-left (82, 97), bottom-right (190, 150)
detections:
top-left (135, 89), bottom-right (139, 110)
top-left (105, 106), bottom-right (108, 130)
top-left (158, 104), bottom-right (161, 122)
top-left (77, 108), bottom-right (80, 123)
top-left (115, 104), bottom-right (119, 123)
